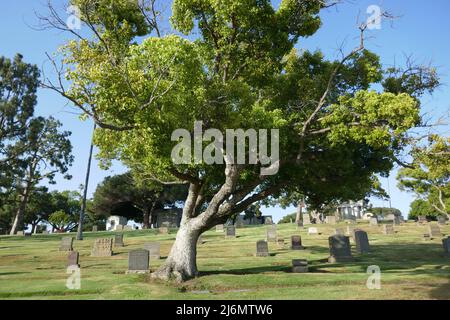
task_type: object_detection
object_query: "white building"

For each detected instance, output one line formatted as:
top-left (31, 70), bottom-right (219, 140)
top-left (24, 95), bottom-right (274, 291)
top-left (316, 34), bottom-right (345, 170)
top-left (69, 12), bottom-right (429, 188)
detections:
top-left (106, 216), bottom-right (128, 231)
top-left (336, 200), bottom-right (369, 220)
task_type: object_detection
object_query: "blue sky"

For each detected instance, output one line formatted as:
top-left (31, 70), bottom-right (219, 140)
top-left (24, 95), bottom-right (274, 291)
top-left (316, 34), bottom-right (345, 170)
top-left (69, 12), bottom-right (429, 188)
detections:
top-left (1, 1), bottom-right (449, 221)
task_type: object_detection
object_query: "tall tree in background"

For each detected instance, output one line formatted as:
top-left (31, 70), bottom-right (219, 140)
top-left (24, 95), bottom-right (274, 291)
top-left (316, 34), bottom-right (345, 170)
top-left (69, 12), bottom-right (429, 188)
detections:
top-left (43, 0), bottom-right (439, 281)
top-left (398, 135), bottom-right (450, 219)
top-left (9, 117), bottom-right (73, 234)
top-left (92, 172), bottom-right (187, 228)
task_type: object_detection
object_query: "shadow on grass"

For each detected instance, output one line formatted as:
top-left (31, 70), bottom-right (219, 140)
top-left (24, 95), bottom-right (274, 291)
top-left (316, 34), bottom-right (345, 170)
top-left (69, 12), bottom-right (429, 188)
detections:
top-left (0, 272), bottom-right (31, 276)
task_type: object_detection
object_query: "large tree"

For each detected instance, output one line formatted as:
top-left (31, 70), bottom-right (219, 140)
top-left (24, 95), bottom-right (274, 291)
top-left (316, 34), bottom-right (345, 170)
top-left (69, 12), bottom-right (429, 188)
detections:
top-left (9, 117), bottom-right (73, 234)
top-left (43, 0), bottom-right (438, 281)
top-left (397, 135), bottom-right (450, 219)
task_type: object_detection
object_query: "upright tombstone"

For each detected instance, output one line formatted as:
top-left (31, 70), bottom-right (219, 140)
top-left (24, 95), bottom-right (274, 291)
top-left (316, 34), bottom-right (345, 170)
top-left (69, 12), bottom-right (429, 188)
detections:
top-left (334, 228), bottom-right (345, 236)
top-left (114, 234), bottom-right (124, 247)
top-left (60, 237), bottom-right (74, 251)
top-left (308, 227), bottom-right (319, 235)
top-left (256, 240), bottom-right (269, 257)
top-left (225, 226), bottom-right (236, 238)
top-left (143, 242), bottom-right (160, 260)
top-left (277, 237), bottom-right (285, 248)
top-left (303, 214), bottom-right (311, 225)
top-left (291, 235), bottom-right (305, 250)
top-left (159, 227), bottom-right (169, 235)
top-left (116, 225), bottom-right (124, 231)
top-left (92, 225), bottom-right (98, 232)
top-left (216, 224), bottom-right (224, 232)
top-left (369, 218), bottom-right (378, 226)
top-left (325, 216), bottom-right (336, 225)
top-left (328, 235), bottom-right (353, 263)
top-left (124, 225), bottom-right (134, 231)
top-left (443, 237), bottom-right (450, 257)
top-left (437, 216), bottom-right (447, 226)
top-left (264, 216), bottom-right (274, 225)
top-left (354, 230), bottom-right (370, 254)
top-left (417, 216), bottom-right (427, 224)
top-left (292, 259), bottom-right (308, 273)
top-left (127, 249), bottom-right (150, 274)
top-left (67, 251), bottom-right (80, 267)
top-left (16, 231), bottom-right (24, 236)
top-left (428, 224), bottom-right (442, 238)
top-left (266, 225), bottom-right (277, 242)
top-left (382, 224), bottom-right (395, 235)
top-left (91, 238), bottom-right (113, 257)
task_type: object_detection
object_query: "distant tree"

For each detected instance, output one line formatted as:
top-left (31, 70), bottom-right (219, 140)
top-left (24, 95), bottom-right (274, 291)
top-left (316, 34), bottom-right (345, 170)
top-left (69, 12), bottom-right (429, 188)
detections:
top-left (46, 191), bottom-right (81, 232)
top-left (398, 135), bottom-right (450, 219)
top-left (371, 207), bottom-right (402, 217)
top-left (92, 172), bottom-right (187, 228)
top-left (278, 213), bottom-right (297, 224)
top-left (408, 199), bottom-right (440, 221)
top-left (9, 117), bottom-right (73, 234)
top-left (23, 187), bottom-right (54, 233)
top-left (243, 203), bottom-right (262, 220)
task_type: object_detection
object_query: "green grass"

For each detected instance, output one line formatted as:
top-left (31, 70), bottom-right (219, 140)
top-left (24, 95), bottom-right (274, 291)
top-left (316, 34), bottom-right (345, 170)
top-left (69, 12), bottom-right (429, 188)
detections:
top-left (0, 222), bottom-right (449, 300)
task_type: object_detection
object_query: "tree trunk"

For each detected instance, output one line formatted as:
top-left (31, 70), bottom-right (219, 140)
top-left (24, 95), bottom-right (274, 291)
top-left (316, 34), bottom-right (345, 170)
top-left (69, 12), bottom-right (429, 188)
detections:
top-left (295, 201), bottom-right (303, 223)
top-left (10, 189), bottom-right (30, 235)
top-left (151, 217), bottom-right (202, 282)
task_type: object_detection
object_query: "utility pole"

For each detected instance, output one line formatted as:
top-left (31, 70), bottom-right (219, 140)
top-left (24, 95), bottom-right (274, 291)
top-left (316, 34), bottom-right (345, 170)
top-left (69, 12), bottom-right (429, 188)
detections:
top-left (76, 123), bottom-right (96, 240)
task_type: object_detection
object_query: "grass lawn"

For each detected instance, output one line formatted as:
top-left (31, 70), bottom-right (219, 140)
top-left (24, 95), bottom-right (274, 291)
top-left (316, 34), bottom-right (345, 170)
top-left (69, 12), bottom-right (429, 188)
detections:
top-left (0, 221), bottom-right (449, 300)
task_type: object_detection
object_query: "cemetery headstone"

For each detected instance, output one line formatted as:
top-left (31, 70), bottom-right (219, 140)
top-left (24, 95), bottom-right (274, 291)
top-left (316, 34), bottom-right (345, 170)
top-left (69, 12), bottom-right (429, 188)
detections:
top-left (382, 224), bottom-right (395, 235)
top-left (417, 216), bottom-right (427, 224)
top-left (114, 234), bottom-right (124, 247)
top-left (443, 237), bottom-right (450, 257)
top-left (308, 227), bottom-right (319, 235)
top-left (303, 214), bottom-right (311, 225)
top-left (264, 216), bottom-right (274, 225)
top-left (428, 224), bottom-right (442, 238)
top-left (354, 230), bottom-right (370, 254)
top-left (127, 249), bottom-right (150, 274)
top-left (216, 224), bottom-right (224, 232)
top-left (328, 235), bottom-right (353, 263)
top-left (291, 235), bottom-right (304, 250)
top-left (116, 224), bottom-right (124, 231)
top-left (124, 225), bottom-right (133, 231)
top-left (292, 259), bottom-right (308, 273)
top-left (256, 240), bottom-right (269, 257)
top-left (266, 225), bottom-right (277, 242)
top-left (16, 231), bottom-right (24, 236)
top-left (423, 233), bottom-right (431, 241)
top-left (159, 227), bottom-right (169, 234)
top-left (143, 242), bottom-right (160, 259)
top-left (42, 230), bottom-right (49, 235)
top-left (226, 226), bottom-right (236, 238)
top-left (60, 237), bottom-right (74, 251)
top-left (393, 216), bottom-right (401, 226)
top-left (92, 225), bottom-right (98, 232)
top-left (369, 218), bottom-right (378, 226)
top-left (277, 237), bottom-right (285, 248)
top-left (325, 216), bottom-right (336, 225)
top-left (437, 216), bottom-right (447, 226)
top-left (67, 251), bottom-right (79, 267)
top-left (91, 238), bottom-right (113, 257)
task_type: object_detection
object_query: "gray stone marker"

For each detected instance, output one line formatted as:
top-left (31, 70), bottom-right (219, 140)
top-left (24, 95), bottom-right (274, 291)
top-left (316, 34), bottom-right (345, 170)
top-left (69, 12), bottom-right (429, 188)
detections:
top-left (159, 227), bottom-right (169, 234)
top-left (264, 216), bottom-right (274, 225)
top-left (291, 235), bottom-right (304, 250)
top-left (308, 227), bottom-right (319, 235)
top-left (16, 231), bottom-right (24, 236)
top-left (292, 259), bottom-right (308, 273)
top-left (382, 224), bottom-right (395, 235)
top-left (326, 216), bottom-right (337, 225)
top-left (328, 235), bottom-right (353, 263)
top-left (116, 225), bottom-right (124, 231)
top-left (423, 233), bottom-right (432, 241)
top-left (303, 214), bottom-right (311, 225)
top-left (60, 237), bottom-right (74, 251)
top-left (443, 237), bottom-right (450, 257)
top-left (266, 225), bottom-right (277, 242)
top-left (67, 251), bottom-right (79, 267)
top-left (127, 249), bottom-right (150, 274)
top-left (91, 238), bottom-right (113, 257)
top-left (428, 224), bottom-right (442, 238)
top-left (143, 242), bottom-right (160, 259)
top-left (114, 234), bottom-right (124, 247)
top-left (437, 216), bottom-right (447, 225)
top-left (225, 226), bottom-right (236, 238)
top-left (369, 218), bottom-right (378, 226)
top-left (256, 240), bottom-right (269, 257)
top-left (277, 237), bottom-right (285, 248)
top-left (92, 225), bottom-right (98, 232)
top-left (417, 216), bottom-right (427, 224)
top-left (354, 230), bottom-right (370, 254)
top-left (216, 224), bottom-right (224, 232)
top-left (124, 225), bottom-right (133, 231)
top-left (42, 230), bottom-right (49, 235)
